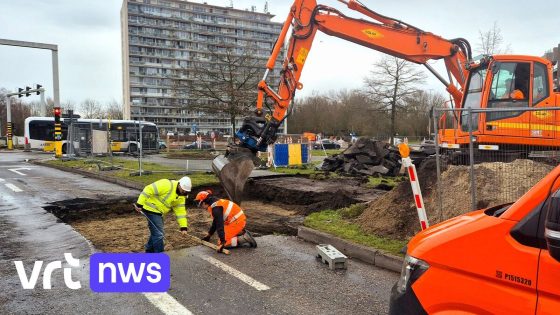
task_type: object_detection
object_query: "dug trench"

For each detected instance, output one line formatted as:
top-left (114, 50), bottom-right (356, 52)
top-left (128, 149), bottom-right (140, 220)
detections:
top-left (43, 176), bottom-right (387, 252)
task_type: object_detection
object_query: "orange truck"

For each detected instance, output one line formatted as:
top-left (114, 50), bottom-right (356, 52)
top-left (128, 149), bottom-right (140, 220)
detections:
top-left (389, 164), bottom-right (560, 314)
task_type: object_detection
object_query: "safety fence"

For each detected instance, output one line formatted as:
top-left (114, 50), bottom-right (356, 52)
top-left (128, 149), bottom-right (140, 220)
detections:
top-left (430, 107), bottom-right (559, 221)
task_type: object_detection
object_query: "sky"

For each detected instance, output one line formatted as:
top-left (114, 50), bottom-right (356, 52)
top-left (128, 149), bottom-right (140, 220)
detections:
top-left (0, 0), bottom-right (558, 106)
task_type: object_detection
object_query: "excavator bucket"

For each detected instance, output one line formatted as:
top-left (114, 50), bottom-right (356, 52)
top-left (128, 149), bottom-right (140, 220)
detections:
top-left (211, 149), bottom-right (256, 204)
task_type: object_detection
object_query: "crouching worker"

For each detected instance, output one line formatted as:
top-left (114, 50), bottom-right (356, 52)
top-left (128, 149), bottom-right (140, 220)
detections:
top-left (194, 190), bottom-right (257, 253)
top-left (134, 176), bottom-right (191, 253)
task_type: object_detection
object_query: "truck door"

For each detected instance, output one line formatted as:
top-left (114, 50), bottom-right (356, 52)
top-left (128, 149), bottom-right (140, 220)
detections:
top-left (537, 190), bottom-right (560, 313)
top-left (536, 252), bottom-right (560, 313)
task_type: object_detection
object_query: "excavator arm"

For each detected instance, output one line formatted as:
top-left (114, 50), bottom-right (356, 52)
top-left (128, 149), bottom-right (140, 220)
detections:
top-left (213, 0), bottom-right (472, 203)
top-left (238, 0), bottom-right (471, 152)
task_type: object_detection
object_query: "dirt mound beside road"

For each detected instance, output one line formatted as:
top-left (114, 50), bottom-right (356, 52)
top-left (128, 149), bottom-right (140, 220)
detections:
top-left (358, 159), bottom-right (554, 240)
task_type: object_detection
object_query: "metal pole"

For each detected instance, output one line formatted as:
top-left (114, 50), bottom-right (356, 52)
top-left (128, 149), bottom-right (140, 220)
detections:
top-left (52, 50), bottom-right (60, 108)
top-left (139, 121), bottom-right (143, 176)
top-left (467, 108), bottom-right (476, 210)
top-left (68, 110), bottom-right (73, 157)
top-left (433, 108), bottom-right (443, 220)
top-left (6, 96), bottom-right (12, 150)
top-left (40, 91), bottom-right (46, 117)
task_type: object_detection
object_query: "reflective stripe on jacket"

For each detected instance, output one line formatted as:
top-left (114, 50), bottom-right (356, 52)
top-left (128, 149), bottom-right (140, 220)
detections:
top-left (137, 179), bottom-right (187, 228)
top-left (207, 199), bottom-right (245, 225)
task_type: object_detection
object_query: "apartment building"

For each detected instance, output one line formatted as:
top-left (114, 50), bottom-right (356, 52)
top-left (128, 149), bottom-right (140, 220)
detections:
top-left (121, 0), bottom-right (284, 135)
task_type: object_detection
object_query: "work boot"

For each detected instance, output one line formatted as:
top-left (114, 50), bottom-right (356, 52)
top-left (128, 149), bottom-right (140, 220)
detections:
top-left (241, 230), bottom-right (257, 248)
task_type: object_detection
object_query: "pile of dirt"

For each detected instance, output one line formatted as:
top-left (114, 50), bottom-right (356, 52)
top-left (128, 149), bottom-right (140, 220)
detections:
top-left (358, 158), bottom-right (555, 240)
top-left (321, 138), bottom-right (401, 176)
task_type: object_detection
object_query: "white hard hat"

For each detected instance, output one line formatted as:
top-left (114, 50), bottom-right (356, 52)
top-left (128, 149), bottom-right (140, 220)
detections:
top-left (179, 176), bottom-right (192, 192)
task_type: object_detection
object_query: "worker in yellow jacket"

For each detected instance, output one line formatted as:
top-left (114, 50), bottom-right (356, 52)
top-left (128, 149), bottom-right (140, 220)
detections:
top-left (134, 176), bottom-right (191, 253)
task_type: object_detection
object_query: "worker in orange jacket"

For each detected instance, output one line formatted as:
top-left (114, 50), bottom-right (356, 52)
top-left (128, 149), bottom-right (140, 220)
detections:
top-left (194, 190), bottom-right (257, 253)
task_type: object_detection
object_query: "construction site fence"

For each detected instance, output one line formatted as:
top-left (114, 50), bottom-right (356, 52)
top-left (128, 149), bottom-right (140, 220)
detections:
top-left (431, 106), bottom-right (560, 221)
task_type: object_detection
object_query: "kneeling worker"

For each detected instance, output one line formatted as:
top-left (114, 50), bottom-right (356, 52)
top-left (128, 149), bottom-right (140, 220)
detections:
top-left (134, 176), bottom-right (191, 253)
top-left (194, 190), bottom-right (257, 253)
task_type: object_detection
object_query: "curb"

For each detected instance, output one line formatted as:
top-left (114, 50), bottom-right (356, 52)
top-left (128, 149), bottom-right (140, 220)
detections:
top-left (297, 226), bottom-right (403, 273)
top-left (33, 160), bottom-right (144, 191)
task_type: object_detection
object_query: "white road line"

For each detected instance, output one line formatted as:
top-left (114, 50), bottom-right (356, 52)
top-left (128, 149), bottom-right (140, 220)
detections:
top-left (143, 292), bottom-right (194, 315)
top-left (8, 168), bottom-right (31, 176)
top-left (5, 183), bottom-right (23, 192)
top-left (0, 178), bottom-right (4, 182)
top-left (200, 255), bottom-right (270, 291)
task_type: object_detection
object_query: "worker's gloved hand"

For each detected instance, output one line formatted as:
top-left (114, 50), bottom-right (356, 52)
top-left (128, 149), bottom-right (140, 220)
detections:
top-left (201, 233), bottom-right (211, 242)
top-left (133, 203), bottom-right (143, 213)
top-left (216, 244), bottom-right (225, 253)
top-left (180, 227), bottom-right (188, 235)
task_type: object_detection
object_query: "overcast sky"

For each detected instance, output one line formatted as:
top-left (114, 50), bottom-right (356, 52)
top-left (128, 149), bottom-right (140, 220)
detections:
top-left (0, 0), bottom-right (558, 106)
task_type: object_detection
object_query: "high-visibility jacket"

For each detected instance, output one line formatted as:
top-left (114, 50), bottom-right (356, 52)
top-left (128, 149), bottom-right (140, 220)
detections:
top-left (207, 199), bottom-right (246, 226)
top-left (137, 179), bottom-right (187, 228)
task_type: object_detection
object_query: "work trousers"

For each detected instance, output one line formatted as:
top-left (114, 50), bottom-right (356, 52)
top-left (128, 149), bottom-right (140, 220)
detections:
top-left (144, 211), bottom-right (165, 253)
top-left (220, 218), bottom-right (246, 247)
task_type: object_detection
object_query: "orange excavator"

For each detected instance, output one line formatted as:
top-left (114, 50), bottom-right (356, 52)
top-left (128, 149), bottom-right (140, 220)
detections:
top-left (213, 0), bottom-right (559, 201)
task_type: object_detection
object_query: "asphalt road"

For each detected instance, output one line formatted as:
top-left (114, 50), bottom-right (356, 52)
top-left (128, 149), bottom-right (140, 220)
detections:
top-left (0, 151), bottom-right (398, 315)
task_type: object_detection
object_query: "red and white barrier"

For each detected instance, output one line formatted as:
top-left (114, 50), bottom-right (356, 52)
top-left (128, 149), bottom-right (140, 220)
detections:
top-left (401, 155), bottom-right (429, 230)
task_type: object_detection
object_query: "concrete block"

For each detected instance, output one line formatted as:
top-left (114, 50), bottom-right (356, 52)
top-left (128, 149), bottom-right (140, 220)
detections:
top-left (316, 244), bottom-right (347, 270)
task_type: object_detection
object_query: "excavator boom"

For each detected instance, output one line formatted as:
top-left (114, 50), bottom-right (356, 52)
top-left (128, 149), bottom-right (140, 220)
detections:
top-left (214, 0), bottom-right (472, 202)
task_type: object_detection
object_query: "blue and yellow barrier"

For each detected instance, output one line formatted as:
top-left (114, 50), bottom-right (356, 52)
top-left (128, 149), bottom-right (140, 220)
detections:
top-left (273, 144), bottom-right (309, 166)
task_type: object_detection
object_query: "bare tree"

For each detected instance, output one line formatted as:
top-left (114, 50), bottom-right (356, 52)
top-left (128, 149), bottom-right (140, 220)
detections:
top-left (476, 21), bottom-right (511, 55)
top-left (362, 56), bottom-right (427, 143)
top-left (79, 98), bottom-right (103, 119)
top-left (183, 42), bottom-right (263, 133)
top-left (400, 90), bottom-right (447, 137)
top-left (103, 100), bottom-right (124, 120)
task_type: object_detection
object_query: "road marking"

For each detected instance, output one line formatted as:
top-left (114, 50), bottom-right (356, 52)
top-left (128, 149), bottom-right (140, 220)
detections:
top-left (0, 178), bottom-right (4, 182)
top-left (8, 168), bottom-right (32, 176)
top-left (143, 293), bottom-right (193, 315)
top-left (200, 255), bottom-right (270, 291)
top-left (5, 183), bottom-right (23, 192)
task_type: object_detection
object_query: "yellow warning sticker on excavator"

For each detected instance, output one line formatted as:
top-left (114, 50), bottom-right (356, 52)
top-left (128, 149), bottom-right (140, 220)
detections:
top-left (295, 48), bottom-right (309, 66)
top-left (362, 29), bottom-right (384, 39)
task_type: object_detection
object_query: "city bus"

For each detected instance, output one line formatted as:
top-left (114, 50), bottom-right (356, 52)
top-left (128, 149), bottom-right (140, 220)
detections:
top-left (24, 117), bottom-right (159, 154)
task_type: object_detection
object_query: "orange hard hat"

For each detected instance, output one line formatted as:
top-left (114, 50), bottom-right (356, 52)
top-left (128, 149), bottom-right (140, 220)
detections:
top-left (194, 190), bottom-right (212, 206)
top-left (510, 89), bottom-right (524, 100)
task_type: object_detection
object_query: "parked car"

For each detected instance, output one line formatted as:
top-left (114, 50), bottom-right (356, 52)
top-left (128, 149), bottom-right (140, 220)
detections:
top-left (183, 141), bottom-right (213, 150)
top-left (419, 139), bottom-right (436, 155)
top-left (158, 140), bottom-right (167, 150)
top-left (313, 139), bottom-right (341, 150)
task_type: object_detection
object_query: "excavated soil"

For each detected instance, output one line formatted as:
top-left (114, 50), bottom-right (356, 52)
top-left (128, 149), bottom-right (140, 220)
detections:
top-left (244, 176), bottom-right (385, 214)
top-left (359, 158), bottom-right (555, 240)
top-left (44, 196), bottom-right (305, 252)
top-left (44, 176), bottom-right (385, 252)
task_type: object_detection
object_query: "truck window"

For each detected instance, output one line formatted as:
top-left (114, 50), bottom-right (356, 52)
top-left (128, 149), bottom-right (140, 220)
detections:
top-left (533, 62), bottom-right (549, 105)
top-left (487, 62), bottom-right (530, 121)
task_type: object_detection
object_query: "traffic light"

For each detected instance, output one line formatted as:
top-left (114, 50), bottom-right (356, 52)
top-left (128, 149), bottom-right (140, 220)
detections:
top-left (36, 84), bottom-right (42, 95)
top-left (18, 88), bottom-right (24, 98)
top-left (54, 107), bottom-right (61, 123)
top-left (25, 86), bottom-right (32, 97)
